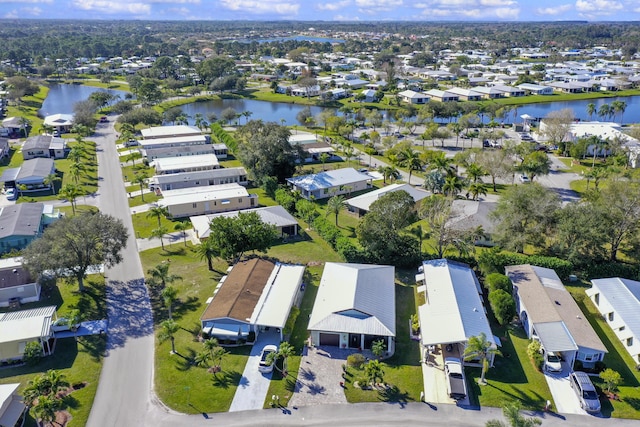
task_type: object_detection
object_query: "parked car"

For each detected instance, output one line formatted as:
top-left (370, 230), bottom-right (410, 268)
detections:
top-left (125, 139), bottom-right (139, 147)
top-left (99, 116), bottom-right (108, 123)
top-left (570, 371), bottom-right (601, 414)
top-left (444, 357), bottom-right (467, 401)
top-left (5, 188), bottom-right (16, 200)
top-left (258, 344), bottom-right (278, 373)
top-left (519, 174), bottom-right (530, 183)
top-left (544, 351), bottom-right (562, 373)
top-left (51, 318), bottom-right (80, 332)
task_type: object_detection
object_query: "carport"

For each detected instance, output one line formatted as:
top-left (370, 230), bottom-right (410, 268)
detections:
top-left (533, 321), bottom-right (578, 370)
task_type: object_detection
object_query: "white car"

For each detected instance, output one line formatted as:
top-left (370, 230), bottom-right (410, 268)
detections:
top-left (519, 174), bottom-right (530, 183)
top-left (544, 351), bottom-right (563, 373)
top-left (5, 188), bottom-right (16, 200)
top-left (258, 344), bottom-right (278, 373)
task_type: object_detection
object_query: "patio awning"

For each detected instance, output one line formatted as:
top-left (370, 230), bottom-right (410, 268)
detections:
top-left (203, 322), bottom-right (250, 338)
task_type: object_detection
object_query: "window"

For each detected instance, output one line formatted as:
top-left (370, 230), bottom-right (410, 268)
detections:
top-left (250, 198), bottom-right (255, 206)
top-left (628, 337), bottom-right (634, 347)
top-left (594, 293), bottom-right (599, 305)
top-left (221, 199), bottom-right (230, 205)
top-left (238, 198), bottom-right (242, 203)
top-left (620, 326), bottom-right (626, 331)
top-left (195, 181), bottom-right (200, 185)
top-left (609, 312), bottom-right (615, 321)
top-left (192, 203), bottom-right (197, 208)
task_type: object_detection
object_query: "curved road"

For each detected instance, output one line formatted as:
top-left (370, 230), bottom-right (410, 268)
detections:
top-left (85, 119), bottom-right (620, 427)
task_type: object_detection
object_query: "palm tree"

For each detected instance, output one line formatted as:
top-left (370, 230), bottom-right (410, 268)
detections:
top-left (132, 171), bottom-right (149, 202)
top-left (586, 103), bottom-right (596, 121)
top-left (174, 222), bottom-right (190, 246)
top-left (194, 349), bottom-right (211, 368)
top-left (598, 103), bottom-right (612, 121)
top-left (203, 337), bottom-right (219, 358)
top-left (196, 238), bottom-right (219, 271)
top-left (44, 173), bottom-right (60, 195)
top-left (151, 226), bottom-right (169, 250)
top-left (125, 151), bottom-right (142, 167)
top-left (278, 341), bottom-right (295, 375)
top-left (31, 394), bottom-right (61, 427)
top-left (319, 152), bottom-right (330, 171)
top-left (326, 195), bottom-right (346, 226)
top-left (465, 163), bottom-right (486, 183)
top-left (430, 154), bottom-right (456, 176)
top-left (161, 286), bottom-right (179, 319)
top-left (612, 100), bottom-right (627, 124)
top-left (147, 261), bottom-right (181, 289)
top-left (58, 183), bottom-right (83, 215)
top-left (363, 144), bottom-right (376, 168)
top-left (241, 110), bottom-right (253, 125)
top-left (364, 359), bottom-right (385, 385)
top-left (68, 160), bottom-right (86, 184)
top-left (468, 182), bottom-right (488, 201)
top-left (377, 165), bottom-right (401, 184)
top-left (158, 319), bottom-right (180, 354)
top-left (463, 332), bottom-right (500, 385)
top-left (410, 224), bottom-right (425, 254)
top-left (18, 117), bottom-right (31, 137)
top-left (397, 147), bottom-right (424, 185)
top-left (486, 401), bottom-right (542, 427)
top-left (443, 175), bottom-right (464, 197)
top-left (147, 205), bottom-right (170, 228)
top-left (194, 113), bottom-right (207, 130)
top-left (210, 346), bottom-right (228, 374)
top-left (41, 123), bottom-right (55, 135)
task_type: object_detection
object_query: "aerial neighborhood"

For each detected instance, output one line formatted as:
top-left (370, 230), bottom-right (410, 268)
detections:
top-left (4, 17), bottom-right (640, 427)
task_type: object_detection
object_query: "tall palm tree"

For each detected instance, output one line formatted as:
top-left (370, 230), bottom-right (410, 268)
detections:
top-left (364, 144), bottom-right (376, 168)
top-left (326, 195), bottom-right (346, 226)
top-left (430, 154), bottom-right (456, 177)
top-left (158, 319), bottom-right (180, 354)
top-left (612, 100), bottom-right (627, 124)
top-left (44, 173), bottom-right (60, 195)
top-left (598, 103), bottom-right (612, 121)
top-left (210, 346), bottom-right (228, 374)
top-left (174, 222), bottom-right (190, 246)
top-left (278, 341), bottom-right (295, 375)
top-left (468, 182), bottom-right (488, 201)
top-left (58, 183), bottom-right (82, 215)
top-left (443, 175), bottom-right (464, 197)
top-left (161, 286), bottom-right (179, 319)
top-left (132, 171), bottom-right (149, 202)
top-left (465, 163), bottom-right (486, 183)
top-left (203, 337), bottom-right (219, 358)
top-left (463, 332), bottom-right (500, 385)
top-left (397, 147), bottom-right (424, 185)
top-left (586, 102), bottom-right (596, 121)
top-left (68, 160), bottom-right (86, 184)
top-left (377, 165), bottom-right (401, 184)
top-left (41, 123), bottom-right (55, 135)
top-left (147, 261), bottom-right (181, 289)
top-left (196, 238), bottom-right (219, 271)
top-left (147, 205), bottom-right (170, 228)
top-left (151, 226), bottom-right (169, 250)
top-left (410, 224), bottom-right (425, 254)
top-left (125, 151), bottom-right (142, 167)
top-left (319, 152), bottom-right (330, 171)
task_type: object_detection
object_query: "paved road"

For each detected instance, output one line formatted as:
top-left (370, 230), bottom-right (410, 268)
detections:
top-left (86, 118), bottom-right (155, 427)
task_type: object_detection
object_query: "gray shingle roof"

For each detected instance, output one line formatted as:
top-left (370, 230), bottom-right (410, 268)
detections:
top-left (0, 203), bottom-right (44, 239)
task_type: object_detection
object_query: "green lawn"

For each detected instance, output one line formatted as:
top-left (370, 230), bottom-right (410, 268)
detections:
top-left (5, 86), bottom-right (49, 136)
top-left (0, 276), bottom-right (107, 427)
top-left (128, 191), bottom-right (161, 208)
top-left (342, 281), bottom-right (423, 405)
top-left (131, 211), bottom-right (179, 239)
top-left (566, 282), bottom-right (640, 419)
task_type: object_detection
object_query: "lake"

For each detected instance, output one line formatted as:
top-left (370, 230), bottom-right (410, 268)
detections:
top-left (42, 84), bottom-right (640, 126)
top-left (40, 84), bottom-right (128, 117)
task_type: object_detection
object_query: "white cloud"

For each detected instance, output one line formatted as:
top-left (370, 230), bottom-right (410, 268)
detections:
top-left (333, 14), bottom-right (361, 20)
top-left (0, 0), bottom-right (52, 3)
top-left (3, 8), bottom-right (18, 17)
top-left (316, 0), bottom-right (350, 11)
top-left (71, 0), bottom-right (151, 14)
top-left (219, 0), bottom-right (299, 15)
top-left (537, 4), bottom-right (572, 15)
top-left (575, 0), bottom-right (622, 13)
top-left (355, 0), bottom-right (402, 11)
top-left (418, 1), bottom-right (518, 19)
top-left (21, 6), bottom-right (42, 14)
top-left (494, 7), bottom-right (519, 19)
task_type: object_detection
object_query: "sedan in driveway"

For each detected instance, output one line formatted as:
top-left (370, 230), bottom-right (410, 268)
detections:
top-left (258, 345), bottom-right (278, 373)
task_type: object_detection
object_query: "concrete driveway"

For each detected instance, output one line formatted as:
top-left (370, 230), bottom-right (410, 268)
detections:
top-left (229, 329), bottom-right (281, 412)
top-left (544, 367), bottom-right (590, 415)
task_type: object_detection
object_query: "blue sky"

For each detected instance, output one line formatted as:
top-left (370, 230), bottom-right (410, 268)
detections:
top-left (1, 0), bottom-right (639, 21)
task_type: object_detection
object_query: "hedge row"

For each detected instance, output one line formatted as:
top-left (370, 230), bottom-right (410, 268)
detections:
top-left (313, 215), bottom-right (363, 262)
top-left (210, 122), bottom-right (237, 152)
top-left (478, 250), bottom-right (573, 279)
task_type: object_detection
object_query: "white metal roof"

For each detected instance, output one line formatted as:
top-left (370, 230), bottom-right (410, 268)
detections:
top-left (191, 205), bottom-right (297, 239)
top-left (138, 135), bottom-right (207, 148)
top-left (419, 259), bottom-right (494, 347)
top-left (0, 305), bottom-right (55, 343)
top-left (0, 383), bottom-right (25, 427)
top-left (308, 263), bottom-right (396, 337)
top-left (589, 277), bottom-right (640, 344)
top-left (251, 264), bottom-right (305, 329)
top-left (154, 154), bottom-right (219, 172)
top-left (141, 125), bottom-right (201, 139)
top-left (346, 183), bottom-right (429, 212)
top-left (287, 168), bottom-right (370, 192)
top-left (534, 321), bottom-right (578, 353)
top-left (159, 184), bottom-right (249, 207)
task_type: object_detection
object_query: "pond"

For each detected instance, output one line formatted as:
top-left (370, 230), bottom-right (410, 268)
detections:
top-left (511, 96), bottom-right (640, 125)
top-left (40, 83), bottom-right (129, 117)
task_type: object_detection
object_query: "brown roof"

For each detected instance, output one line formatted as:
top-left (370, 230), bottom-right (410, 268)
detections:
top-left (0, 266), bottom-right (33, 290)
top-left (506, 264), bottom-right (607, 353)
top-left (200, 258), bottom-right (275, 323)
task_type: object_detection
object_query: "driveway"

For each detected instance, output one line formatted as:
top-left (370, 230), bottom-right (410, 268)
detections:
top-left (229, 329), bottom-right (281, 412)
top-left (544, 366), bottom-right (589, 415)
top-left (289, 346), bottom-right (349, 407)
top-left (54, 320), bottom-right (108, 339)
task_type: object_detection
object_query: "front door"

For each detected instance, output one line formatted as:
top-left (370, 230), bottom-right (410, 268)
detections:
top-left (349, 333), bottom-right (360, 349)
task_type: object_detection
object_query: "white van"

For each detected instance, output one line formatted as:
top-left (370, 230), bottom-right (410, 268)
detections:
top-left (570, 371), bottom-right (601, 414)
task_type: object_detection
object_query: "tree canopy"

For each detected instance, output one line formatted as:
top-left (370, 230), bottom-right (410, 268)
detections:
top-left (207, 211), bottom-right (277, 262)
top-left (23, 212), bottom-right (129, 292)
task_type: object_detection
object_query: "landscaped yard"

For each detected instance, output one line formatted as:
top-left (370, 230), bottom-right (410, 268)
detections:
top-left (0, 276), bottom-right (107, 427)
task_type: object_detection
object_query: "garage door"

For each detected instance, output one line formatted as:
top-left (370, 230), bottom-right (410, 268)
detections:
top-left (319, 333), bottom-right (340, 346)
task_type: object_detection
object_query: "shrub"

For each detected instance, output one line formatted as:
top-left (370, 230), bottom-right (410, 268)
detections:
top-left (347, 353), bottom-right (366, 369)
top-left (526, 340), bottom-right (543, 371)
top-left (478, 249), bottom-right (573, 279)
top-left (485, 273), bottom-right (512, 293)
top-left (488, 289), bottom-right (516, 325)
top-left (599, 368), bottom-right (622, 393)
top-left (584, 262), bottom-right (640, 281)
top-left (23, 341), bottom-right (42, 366)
